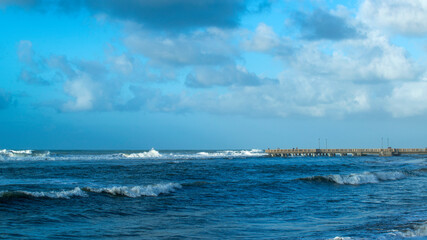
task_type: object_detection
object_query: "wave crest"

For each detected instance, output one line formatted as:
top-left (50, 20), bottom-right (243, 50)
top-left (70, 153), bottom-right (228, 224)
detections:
top-left (121, 149), bottom-right (266, 160)
top-left (1, 149), bottom-right (33, 157)
top-left (121, 148), bottom-right (162, 158)
top-left (0, 187), bottom-right (87, 200)
top-left (1, 149), bottom-right (267, 161)
top-left (0, 149), bottom-right (50, 160)
top-left (83, 183), bottom-right (182, 197)
top-left (195, 149), bottom-right (266, 158)
top-left (0, 183), bottom-right (182, 200)
top-left (300, 171), bottom-right (407, 185)
top-left (389, 221), bottom-right (427, 238)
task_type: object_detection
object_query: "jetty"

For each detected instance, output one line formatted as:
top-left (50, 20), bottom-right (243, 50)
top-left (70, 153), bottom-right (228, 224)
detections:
top-left (265, 148), bottom-right (427, 157)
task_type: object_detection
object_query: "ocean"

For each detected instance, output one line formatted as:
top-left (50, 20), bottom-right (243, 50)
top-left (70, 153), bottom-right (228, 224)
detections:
top-left (0, 149), bottom-right (426, 239)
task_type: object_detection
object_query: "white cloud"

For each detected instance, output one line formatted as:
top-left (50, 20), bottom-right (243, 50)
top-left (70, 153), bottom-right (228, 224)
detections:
top-left (123, 25), bottom-right (237, 66)
top-left (109, 54), bottom-right (133, 75)
top-left (285, 30), bottom-right (417, 83)
top-left (158, 73), bottom-right (371, 118)
top-left (243, 23), bottom-right (280, 51)
top-left (360, 0), bottom-right (427, 36)
top-left (63, 74), bottom-right (95, 111)
top-left (386, 77), bottom-right (427, 117)
top-left (12, 1), bottom-right (426, 120)
top-left (205, 17), bottom-right (418, 118)
top-left (351, 31), bottom-right (416, 81)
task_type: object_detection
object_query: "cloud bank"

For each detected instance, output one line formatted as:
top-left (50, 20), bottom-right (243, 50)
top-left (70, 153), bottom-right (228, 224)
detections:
top-left (360, 0), bottom-right (427, 36)
top-left (10, 0), bottom-right (427, 118)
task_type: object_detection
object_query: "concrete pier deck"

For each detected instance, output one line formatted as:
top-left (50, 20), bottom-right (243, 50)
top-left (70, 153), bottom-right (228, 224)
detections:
top-left (265, 148), bottom-right (427, 157)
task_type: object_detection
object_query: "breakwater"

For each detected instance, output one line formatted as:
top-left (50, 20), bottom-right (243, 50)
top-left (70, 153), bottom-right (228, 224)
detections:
top-left (265, 148), bottom-right (427, 157)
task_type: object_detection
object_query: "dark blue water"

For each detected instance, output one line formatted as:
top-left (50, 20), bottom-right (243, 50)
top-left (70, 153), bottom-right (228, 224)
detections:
top-left (1, 149), bottom-right (426, 239)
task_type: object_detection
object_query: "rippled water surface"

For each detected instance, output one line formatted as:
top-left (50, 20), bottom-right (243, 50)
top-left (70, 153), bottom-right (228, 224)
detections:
top-left (1, 149), bottom-right (426, 239)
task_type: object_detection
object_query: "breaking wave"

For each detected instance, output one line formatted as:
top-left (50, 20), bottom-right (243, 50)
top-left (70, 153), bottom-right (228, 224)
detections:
top-left (121, 149), bottom-right (266, 160)
top-left (0, 187), bottom-right (87, 200)
top-left (0, 149), bottom-right (50, 159)
top-left (82, 183), bottom-right (182, 197)
top-left (327, 221), bottom-right (427, 239)
top-left (195, 149), bottom-right (267, 158)
top-left (0, 149), bottom-right (32, 156)
top-left (0, 183), bottom-right (182, 201)
top-left (299, 171), bottom-right (408, 185)
top-left (121, 148), bottom-right (162, 158)
top-left (0, 149), bottom-right (266, 161)
top-left (388, 221), bottom-right (427, 238)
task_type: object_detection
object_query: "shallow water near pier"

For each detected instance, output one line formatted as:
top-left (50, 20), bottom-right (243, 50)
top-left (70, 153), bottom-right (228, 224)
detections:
top-left (1, 149), bottom-right (426, 239)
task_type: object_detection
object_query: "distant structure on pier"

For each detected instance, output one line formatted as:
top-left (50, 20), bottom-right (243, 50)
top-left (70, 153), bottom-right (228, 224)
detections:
top-left (265, 148), bottom-right (427, 157)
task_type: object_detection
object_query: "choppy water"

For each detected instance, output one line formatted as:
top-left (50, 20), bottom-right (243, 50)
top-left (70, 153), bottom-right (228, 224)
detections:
top-left (1, 149), bottom-right (426, 239)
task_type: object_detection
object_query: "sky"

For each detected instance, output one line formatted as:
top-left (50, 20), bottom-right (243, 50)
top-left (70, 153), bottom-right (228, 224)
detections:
top-left (0, 0), bottom-right (427, 150)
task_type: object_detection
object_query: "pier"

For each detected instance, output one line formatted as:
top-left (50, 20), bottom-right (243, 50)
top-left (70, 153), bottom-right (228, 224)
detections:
top-left (265, 148), bottom-right (427, 157)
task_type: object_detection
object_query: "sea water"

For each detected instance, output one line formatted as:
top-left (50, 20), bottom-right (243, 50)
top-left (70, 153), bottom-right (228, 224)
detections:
top-left (0, 149), bottom-right (426, 239)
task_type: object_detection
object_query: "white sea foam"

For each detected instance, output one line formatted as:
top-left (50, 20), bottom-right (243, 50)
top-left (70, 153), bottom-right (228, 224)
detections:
top-left (197, 152), bottom-right (210, 156)
top-left (331, 171), bottom-right (406, 185)
top-left (328, 237), bottom-right (353, 240)
top-left (122, 149), bottom-right (266, 159)
top-left (0, 183), bottom-right (181, 200)
top-left (0, 149), bottom-right (33, 157)
top-left (0, 187), bottom-right (87, 199)
top-left (302, 171), bottom-right (407, 185)
top-left (0, 149), bottom-right (267, 161)
top-left (0, 149), bottom-right (50, 160)
top-left (121, 148), bottom-right (162, 158)
top-left (83, 183), bottom-right (182, 197)
top-left (388, 221), bottom-right (427, 238)
top-left (194, 149), bottom-right (267, 158)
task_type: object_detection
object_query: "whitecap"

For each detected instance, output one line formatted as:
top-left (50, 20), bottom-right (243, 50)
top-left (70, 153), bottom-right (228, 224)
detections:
top-left (301, 171), bottom-right (408, 185)
top-left (388, 221), bottom-right (427, 238)
top-left (0, 149), bottom-right (33, 157)
top-left (197, 152), bottom-right (209, 156)
top-left (194, 149), bottom-right (267, 159)
top-left (0, 187), bottom-right (87, 199)
top-left (329, 172), bottom-right (381, 185)
top-left (83, 183), bottom-right (182, 197)
top-left (0, 149), bottom-right (267, 161)
top-left (0, 149), bottom-right (50, 160)
top-left (121, 148), bottom-right (162, 158)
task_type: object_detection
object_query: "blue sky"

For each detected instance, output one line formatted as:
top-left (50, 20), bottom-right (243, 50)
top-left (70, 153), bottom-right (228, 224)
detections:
top-left (1, 0), bottom-right (427, 150)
